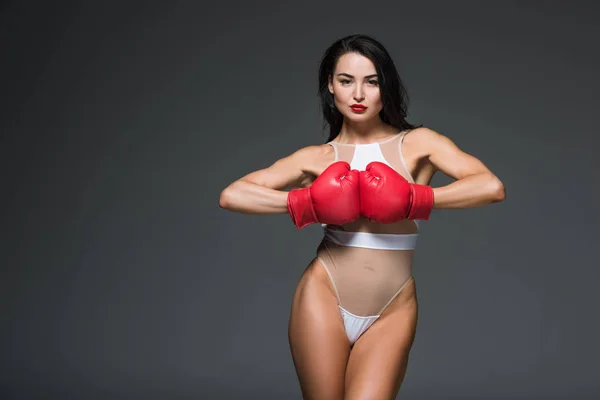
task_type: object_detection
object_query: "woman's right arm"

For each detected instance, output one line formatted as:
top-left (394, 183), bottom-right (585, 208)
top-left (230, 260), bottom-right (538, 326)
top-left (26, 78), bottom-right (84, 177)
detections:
top-left (218, 146), bottom-right (319, 215)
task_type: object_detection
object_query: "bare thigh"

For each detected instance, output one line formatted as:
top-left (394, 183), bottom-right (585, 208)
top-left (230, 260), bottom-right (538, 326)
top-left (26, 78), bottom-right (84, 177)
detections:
top-left (345, 278), bottom-right (419, 400)
top-left (288, 258), bottom-right (351, 400)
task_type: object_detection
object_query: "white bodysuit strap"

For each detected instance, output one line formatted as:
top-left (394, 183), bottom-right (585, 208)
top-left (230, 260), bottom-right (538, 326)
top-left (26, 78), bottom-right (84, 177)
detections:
top-left (397, 131), bottom-right (415, 184)
top-left (327, 142), bottom-right (339, 162)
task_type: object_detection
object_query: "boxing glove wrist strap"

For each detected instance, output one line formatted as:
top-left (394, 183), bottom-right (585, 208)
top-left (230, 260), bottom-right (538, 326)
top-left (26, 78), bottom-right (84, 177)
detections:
top-left (287, 188), bottom-right (318, 229)
top-left (407, 184), bottom-right (435, 220)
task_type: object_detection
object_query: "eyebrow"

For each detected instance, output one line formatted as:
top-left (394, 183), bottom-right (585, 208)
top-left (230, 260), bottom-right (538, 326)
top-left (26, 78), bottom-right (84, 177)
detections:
top-left (336, 73), bottom-right (379, 79)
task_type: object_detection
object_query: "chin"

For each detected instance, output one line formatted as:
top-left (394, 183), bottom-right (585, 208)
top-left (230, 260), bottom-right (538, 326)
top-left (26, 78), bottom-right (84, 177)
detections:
top-left (342, 112), bottom-right (379, 121)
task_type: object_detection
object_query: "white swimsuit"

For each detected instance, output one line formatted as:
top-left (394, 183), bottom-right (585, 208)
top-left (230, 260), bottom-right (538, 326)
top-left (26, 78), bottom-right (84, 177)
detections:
top-left (316, 130), bottom-right (421, 345)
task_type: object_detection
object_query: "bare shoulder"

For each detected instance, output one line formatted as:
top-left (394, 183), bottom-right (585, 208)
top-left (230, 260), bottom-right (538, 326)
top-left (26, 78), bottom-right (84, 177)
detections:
top-left (293, 143), bottom-right (333, 160)
top-left (403, 127), bottom-right (447, 155)
top-left (294, 143), bottom-right (336, 181)
top-left (277, 143), bottom-right (334, 189)
top-left (405, 126), bottom-right (492, 179)
top-left (238, 142), bottom-right (333, 190)
top-left (267, 143), bottom-right (329, 170)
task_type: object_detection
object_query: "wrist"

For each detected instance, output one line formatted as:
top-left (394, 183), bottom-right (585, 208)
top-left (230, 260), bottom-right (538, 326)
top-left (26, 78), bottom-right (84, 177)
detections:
top-left (287, 188), bottom-right (318, 229)
top-left (407, 184), bottom-right (434, 220)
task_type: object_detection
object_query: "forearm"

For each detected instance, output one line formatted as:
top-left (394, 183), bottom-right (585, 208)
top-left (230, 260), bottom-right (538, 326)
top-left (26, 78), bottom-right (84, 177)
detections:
top-left (219, 179), bottom-right (289, 214)
top-left (432, 172), bottom-right (505, 209)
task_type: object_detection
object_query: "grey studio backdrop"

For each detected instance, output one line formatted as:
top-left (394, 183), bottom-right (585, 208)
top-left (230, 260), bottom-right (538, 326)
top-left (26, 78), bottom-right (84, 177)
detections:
top-left (1, 1), bottom-right (599, 399)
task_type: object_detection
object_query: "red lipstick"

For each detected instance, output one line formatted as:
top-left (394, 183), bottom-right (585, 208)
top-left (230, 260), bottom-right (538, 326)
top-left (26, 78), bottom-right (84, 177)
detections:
top-left (350, 104), bottom-right (367, 113)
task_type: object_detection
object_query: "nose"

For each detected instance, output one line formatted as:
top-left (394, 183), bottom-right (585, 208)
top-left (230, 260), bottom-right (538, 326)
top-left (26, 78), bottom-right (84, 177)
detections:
top-left (353, 85), bottom-right (365, 102)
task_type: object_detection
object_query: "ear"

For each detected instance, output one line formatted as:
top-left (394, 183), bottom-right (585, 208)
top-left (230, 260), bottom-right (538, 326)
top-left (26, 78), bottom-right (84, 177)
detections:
top-left (328, 75), bottom-right (334, 94)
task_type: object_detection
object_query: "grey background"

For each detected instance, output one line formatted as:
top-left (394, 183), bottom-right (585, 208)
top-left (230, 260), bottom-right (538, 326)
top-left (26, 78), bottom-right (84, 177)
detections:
top-left (2, 1), bottom-right (599, 399)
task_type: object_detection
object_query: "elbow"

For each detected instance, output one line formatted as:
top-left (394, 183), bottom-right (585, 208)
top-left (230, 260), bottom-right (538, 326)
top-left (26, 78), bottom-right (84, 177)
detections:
top-left (489, 175), bottom-right (506, 203)
top-left (219, 187), bottom-right (233, 210)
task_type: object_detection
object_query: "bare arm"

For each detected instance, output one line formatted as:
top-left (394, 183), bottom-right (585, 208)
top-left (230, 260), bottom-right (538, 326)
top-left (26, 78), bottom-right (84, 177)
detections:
top-left (415, 128), bottom-right (506, 209)
top-left (218, 146), bottom-right (318, 214)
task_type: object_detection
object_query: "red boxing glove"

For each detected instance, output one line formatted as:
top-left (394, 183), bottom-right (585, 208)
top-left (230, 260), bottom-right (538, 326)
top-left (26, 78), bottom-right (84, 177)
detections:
top-left (359, 162), bottom-right (434, 223)
top-left (287, 161), bottom-right (360, 229)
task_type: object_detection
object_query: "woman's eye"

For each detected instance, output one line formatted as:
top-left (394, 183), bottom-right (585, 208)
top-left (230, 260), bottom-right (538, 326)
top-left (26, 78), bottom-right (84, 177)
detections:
top-left (368, 80), bottom-right (379, 86)
top-left (340, 79), bottom-right (351, 84)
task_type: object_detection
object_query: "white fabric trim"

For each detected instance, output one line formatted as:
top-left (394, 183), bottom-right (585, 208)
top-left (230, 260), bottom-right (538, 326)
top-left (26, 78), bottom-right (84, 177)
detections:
top-left (323, 227), bottom-right (418, 250)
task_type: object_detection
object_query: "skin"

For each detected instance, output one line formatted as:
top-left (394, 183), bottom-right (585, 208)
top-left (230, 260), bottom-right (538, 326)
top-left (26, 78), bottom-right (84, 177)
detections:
top-left (219, 52), bottom-right (505, 399)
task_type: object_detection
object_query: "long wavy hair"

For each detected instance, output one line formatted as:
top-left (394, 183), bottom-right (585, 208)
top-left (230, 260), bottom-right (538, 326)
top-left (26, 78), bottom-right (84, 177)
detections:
top-left (318, 34), bottom-right (421, 142)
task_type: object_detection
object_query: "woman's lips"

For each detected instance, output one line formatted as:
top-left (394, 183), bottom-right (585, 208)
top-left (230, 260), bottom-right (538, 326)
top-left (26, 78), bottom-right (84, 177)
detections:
top-left (350, 104), bottom-right (367, 113)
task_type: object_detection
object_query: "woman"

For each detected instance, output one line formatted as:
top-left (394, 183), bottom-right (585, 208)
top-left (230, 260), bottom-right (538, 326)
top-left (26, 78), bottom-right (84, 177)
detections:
top-left (219, 34), bottom-right (505, 400)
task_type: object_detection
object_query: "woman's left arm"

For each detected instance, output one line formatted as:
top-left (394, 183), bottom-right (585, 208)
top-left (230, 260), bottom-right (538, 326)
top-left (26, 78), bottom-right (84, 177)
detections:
top-left (417, 127), bottom-right (506, 209)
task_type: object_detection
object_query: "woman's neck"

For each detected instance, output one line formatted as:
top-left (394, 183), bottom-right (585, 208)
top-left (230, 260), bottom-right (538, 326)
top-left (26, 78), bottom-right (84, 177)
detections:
top-left (335, 119), bottom-right (398, 145)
